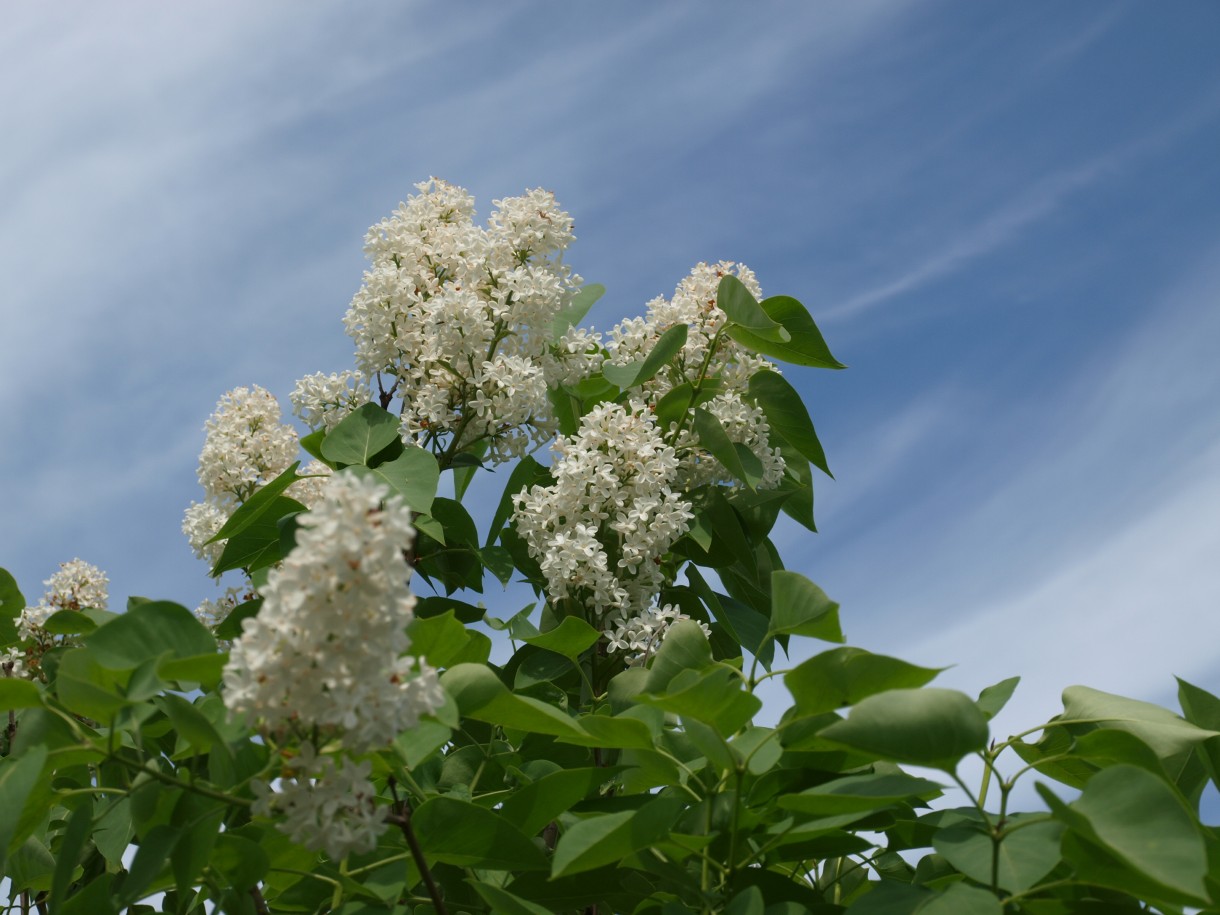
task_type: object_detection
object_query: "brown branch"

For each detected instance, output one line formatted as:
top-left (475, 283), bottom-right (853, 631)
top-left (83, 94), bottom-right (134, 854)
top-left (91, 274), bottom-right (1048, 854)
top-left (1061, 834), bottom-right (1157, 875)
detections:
top-left (249, 884), bottom-right (271, 915)
top-left (388, 779), bottom-right (448, 915)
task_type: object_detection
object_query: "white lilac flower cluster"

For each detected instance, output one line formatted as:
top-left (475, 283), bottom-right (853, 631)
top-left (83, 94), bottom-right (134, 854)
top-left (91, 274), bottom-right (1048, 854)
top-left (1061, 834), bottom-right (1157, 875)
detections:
top-left (604, 603), bottom-right (712, 663)
top-left (252, 743), bottom-right (386, 860)
top-left (608, 261), bottom-right (786, 490)
top-left (16, 559), bottom-right (109, 644)
top-left (193, 585), bottom-right (251, 649)
top-left (223, 472), bottom-right (443, 751)
top-left (182, 385), bottom-right (331, 566)
top-left (290, 370), bottom-right (370, 433)
top-left (513, 402), bottom-right (693, 623)
top-left (339, 178), bottom-right (585, 463)
top-left (194, 385), bottom-right (300, 505)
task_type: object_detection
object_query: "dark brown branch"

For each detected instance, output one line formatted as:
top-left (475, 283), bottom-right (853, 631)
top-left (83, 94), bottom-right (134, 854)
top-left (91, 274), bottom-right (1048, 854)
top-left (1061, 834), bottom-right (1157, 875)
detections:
top-left (249, 884), bottom-right (271, 915)
top-left (388, 779), bottom-right (448, 915)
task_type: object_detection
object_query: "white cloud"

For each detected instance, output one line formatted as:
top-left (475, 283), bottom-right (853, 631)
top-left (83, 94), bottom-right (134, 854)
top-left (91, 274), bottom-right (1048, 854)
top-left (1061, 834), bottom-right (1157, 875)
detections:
top-left (821, 90), bottom-right (1220, 322)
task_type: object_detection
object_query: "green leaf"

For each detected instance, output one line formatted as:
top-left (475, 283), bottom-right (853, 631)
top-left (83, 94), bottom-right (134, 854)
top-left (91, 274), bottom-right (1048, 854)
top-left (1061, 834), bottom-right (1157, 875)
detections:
top-left (602, 324), bottom-right (688, 389)
top-left (724, 887), bottom-right (765, 915)
top-left (167, 793), bottom-right (224, 895)
top-left (748, 370), bottom-right (831, 476)
top-left (215, 598), bottom-right (262, 640)
top-left (818, 688), bottom-right (989, 772)
top-left (550, 282), bottom-right (605, 340)
top-left (41, 609), bottom-right (98, 636)
top-left (784, 647), bottom-right (943, 716)
top-left (93, 798), bottom-right (133, 866)
top-left (351, 446), bottom-right (440, 515)
top-left (415, 596), bottom-right (485, 625)
top-left (212, 495), bottom-right (306, 575)
top-left (299, 427), bottom-right (329, 463)
top-left (522, 617), bottom-right (600, 661)
top-left (0, 566), bottom-right (25, 647)
top-left (933, 817), bottom-right (1064, 893)
top-left (717, 275), bottom-right (789, 342)
top-left (1176, 676), bottom-right (1220, 785)
top-left (655, 381), bottom-right (722, 429)
top-left (779, 772), bottom-right (943, 816)
top-left (155, 694), bottom-right (228, 756)
top-left (1057, 830), bottom-right (1202, 910)
top-left (208, 462), bottom-right (303, 543)
top-left (413, 796), bottom-right (547, 870)
top-left (916, 883), bottom-right (1003, 915)
top-left (499, 767), bottom-right (620, 838)
top-left (481, 544), bottom-right (515, 585)
top-left (641, 666), bottom-right (761, 736)
top-left (0, 678), bottom-right (42, 710)
top-left (320, 403), bottom-right (400, 466)
top-left (51, 801), bottom-right (93, 915)
top-left (768, 571), bottom-right (843, 643)
top-left (644, 619), bottom-right (714, 693)
top-left (976, 676), bottom-right (1020, 721)
top-left (157, 652), bottom-right (226, 689)
top-left (845, 882), bottom-right (933, 915)
top-left (452, 440), bottom-right (489, 502)
top-left (0, 746), bottom-right (47, 872)
top-left (118, 823), bottom-right (179, 904)
top-left (55, 648), bottom-right (135, 719)
top-left (1061, 685), bottom-right (1219, 761)
top-left (471, 882), bottom-right (554, 915)
top-left (726, 294), bottom-right (845, 369)
top-left (441, 663), bottom-right (586, 738)
top-left (210, 833), bottom-right (269, 890)
top-left (551, 796), bottom-right (686, 878)
top-left (557, 713), bottom-right (657, 751)
top-left (84, 600), bottom-right (216, 670)
top-left (1052, 764), bottom-right (1208, 903)
top-left (692, 408), bottom-right (754, 489)
top-left (486, 456), bottom-right (550, 547)
top-left (406, 611), bottom-right (473, 669)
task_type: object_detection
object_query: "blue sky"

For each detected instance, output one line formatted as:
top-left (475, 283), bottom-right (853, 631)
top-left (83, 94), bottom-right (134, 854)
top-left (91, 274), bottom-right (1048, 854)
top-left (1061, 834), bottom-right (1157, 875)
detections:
top-left (2, 1), bottom-right (1219, 759)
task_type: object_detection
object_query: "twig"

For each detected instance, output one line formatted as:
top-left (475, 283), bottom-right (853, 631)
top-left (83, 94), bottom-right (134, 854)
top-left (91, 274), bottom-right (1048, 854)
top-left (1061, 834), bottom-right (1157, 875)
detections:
top-left (388, 779), bottom-right (448, 915)
top-left (249, 884), bottom-right (271, 915)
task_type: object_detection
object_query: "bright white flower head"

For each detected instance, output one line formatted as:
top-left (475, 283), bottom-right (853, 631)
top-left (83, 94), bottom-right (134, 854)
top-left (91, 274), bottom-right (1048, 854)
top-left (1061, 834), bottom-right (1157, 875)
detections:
top-left (608, 262), bottom-right (786, 490)
top-left (17, 559), bottom-right (109, 642)
top-left (342, 178), bottom-right (583, 463)
top-left (223, 472), bottom-right (443, 752)
top-left (184, 385), bottom-right (303, 567)
top-left (513, 402), bottom-right (693, 619)
top-left (253, 743), bottom-right (386, 860)
top-left (182, 500), bottom-right (227, 566)
top-left (286, 459), bottom-right (333, 509)
top-left (196, 385), bottom-right (299, 507)
top-left (604, 604), bottom-right (711, 663)
top-left (290, 371), bottom-right (370, 433)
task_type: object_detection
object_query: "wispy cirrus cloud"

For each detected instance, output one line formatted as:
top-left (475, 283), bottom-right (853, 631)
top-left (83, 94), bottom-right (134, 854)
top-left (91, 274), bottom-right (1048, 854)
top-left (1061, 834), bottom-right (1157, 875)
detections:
top-left (821, 91), bottom-right (1220, 322)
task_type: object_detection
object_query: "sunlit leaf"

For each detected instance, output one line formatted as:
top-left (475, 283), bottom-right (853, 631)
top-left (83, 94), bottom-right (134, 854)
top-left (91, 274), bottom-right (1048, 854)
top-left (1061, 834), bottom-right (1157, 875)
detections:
top-left (320, 403), bottom-right (400, 466)
top-left (819, 688), bottom-right (989, 772)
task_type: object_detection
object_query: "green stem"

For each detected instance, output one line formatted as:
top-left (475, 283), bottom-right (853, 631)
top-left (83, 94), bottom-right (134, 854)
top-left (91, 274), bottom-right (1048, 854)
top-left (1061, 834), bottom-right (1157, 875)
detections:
top-left (664, 325), bottom-right (728, 446)
top-left (105, 753), bottom-right (251, 808)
